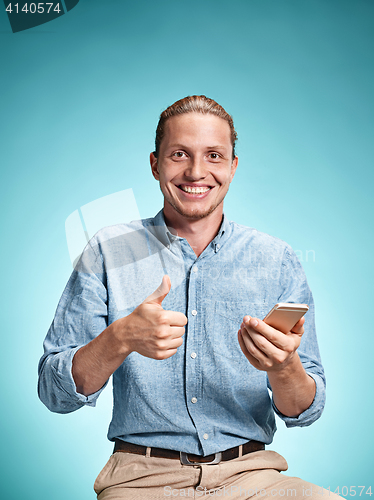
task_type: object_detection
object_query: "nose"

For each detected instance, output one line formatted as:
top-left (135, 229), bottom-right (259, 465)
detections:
top-left (184, 156), bottom-right (206, 180)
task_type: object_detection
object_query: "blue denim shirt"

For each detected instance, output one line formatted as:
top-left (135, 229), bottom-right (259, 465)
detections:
top-left (38, 210), bottom-right (325, 456)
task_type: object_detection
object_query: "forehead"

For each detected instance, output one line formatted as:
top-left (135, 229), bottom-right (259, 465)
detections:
top-left (162, 112), bottom-right (232, 149)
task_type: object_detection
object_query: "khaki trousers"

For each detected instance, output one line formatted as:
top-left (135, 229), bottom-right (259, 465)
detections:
top-left (94, 450), bottom-right (340, 500)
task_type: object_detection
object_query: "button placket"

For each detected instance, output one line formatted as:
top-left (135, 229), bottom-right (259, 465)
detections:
top-left (185, 259), bottom-right (209, 451)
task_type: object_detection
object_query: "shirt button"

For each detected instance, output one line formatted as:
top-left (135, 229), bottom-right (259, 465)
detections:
top-left (216, 244), bottom-right (221, 249)
top-left (191, 310), bottom-right (197, 316)
top-left (203, 433), bottom-right (209, 440)
top-left (192, 265), bottom-right (198, 273)
top-left (191, 352), bottom-right (197, 359)
top-left (191, 397), bottom-right (197, 404)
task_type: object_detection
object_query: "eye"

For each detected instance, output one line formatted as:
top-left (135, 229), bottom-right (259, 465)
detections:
top-left (207, 153), bottom-right (221, 160)
top-left (172, 151), bottom-right (187, 159)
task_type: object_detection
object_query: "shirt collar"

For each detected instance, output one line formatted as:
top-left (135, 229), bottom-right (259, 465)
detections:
top-left (145, 209), bottom-right (171, 248)
top-left (151, 209), bottom-right (229, 250)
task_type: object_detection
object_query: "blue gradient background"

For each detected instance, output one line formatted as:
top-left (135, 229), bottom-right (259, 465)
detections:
top-left (1, 1), bottom-right (373, 498)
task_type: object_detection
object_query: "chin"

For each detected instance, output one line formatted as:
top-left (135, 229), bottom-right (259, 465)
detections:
top-left (173, 203), bottom-right (220, 220)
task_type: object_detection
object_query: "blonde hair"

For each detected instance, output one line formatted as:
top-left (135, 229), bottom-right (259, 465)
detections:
top-left (154, 95), bottom-right (237, 159)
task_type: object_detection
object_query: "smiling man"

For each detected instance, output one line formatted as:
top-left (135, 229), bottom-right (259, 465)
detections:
top-left (38, 96), bottom-right (337, 499)
top-left (150, 109), bottom-right (238, 257)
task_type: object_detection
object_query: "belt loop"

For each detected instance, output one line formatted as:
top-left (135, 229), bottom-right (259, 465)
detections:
top-left (146, 447), bottom-right (151, 458)
top-left (238, 445), bottom-right (243, 458)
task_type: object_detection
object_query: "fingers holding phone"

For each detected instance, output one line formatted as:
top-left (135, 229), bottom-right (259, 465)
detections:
top-left (289, 317), bottom-right (305, 335)
top-left (238, 303), bottom-right (308, 372)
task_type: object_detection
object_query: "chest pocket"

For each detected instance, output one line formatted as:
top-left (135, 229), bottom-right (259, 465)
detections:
top-left (212, 301), bottom-right (267, 360)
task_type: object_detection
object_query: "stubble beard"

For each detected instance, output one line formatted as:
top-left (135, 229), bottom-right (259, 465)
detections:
top-left (161, 182), bottom-right (228, 221)
top-left (164, 190), bottom-right (225, 220)
top-left (169, 201), bottom-right (220, 220)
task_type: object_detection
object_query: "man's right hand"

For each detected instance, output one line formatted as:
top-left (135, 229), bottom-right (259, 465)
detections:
top-left (72, 275), bottom-right (186, 396)
top-left (118, 275), bottom-right (188, 360)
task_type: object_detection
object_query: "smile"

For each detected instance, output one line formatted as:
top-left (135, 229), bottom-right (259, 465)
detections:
top-left (179, 185), bottom-right (212, 194)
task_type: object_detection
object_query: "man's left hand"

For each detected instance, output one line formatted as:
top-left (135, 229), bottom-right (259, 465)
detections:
top-left (238, 315), bottom-right (305, 372)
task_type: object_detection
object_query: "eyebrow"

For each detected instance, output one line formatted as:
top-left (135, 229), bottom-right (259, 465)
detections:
top-left (167, 144), bottom-right (229, 151)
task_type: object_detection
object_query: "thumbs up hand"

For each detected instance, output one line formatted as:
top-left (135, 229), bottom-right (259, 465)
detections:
top-left (143, 274), bottom-right (173, 306)
top-left (119, 276), bottom-right (188, 360)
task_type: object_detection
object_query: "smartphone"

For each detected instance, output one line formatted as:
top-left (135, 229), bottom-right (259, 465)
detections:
top-left (263, 303), bottom-right (309, 334)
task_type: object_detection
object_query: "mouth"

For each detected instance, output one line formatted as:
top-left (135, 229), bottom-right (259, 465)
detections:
top-left (178, 185), bottom-right (213, 195)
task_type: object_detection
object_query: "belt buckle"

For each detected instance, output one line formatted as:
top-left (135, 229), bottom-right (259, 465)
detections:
top-left (179, 451), bottom-right (222, 465)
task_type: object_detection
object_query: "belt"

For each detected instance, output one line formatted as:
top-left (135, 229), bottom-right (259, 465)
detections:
top-left (113, 439), bottom-right (265, 465)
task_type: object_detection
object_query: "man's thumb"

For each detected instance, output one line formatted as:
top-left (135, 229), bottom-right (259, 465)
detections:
top-left (144, 275), bottom-right (171, 305)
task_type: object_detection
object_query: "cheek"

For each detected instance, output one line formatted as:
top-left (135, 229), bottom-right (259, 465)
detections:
top-left (217, 173), bottom-right (233, 187)
top-left (160, 173), bottom-right (178, 192)
top-left (159, 165), bottom-right (179, 183)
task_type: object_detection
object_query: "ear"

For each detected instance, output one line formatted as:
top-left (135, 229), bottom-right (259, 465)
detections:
top-left (229, 156), bottom-right (238, 182)
top-left (150, 152), bottom-right (160, 181)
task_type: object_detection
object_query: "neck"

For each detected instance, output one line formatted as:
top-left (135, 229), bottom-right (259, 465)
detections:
top-left (163, 203), bottom-right (224, 257)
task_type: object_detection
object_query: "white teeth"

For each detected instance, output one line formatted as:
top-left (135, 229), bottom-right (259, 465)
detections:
top-left (181, 186), bottom-right (210, 194)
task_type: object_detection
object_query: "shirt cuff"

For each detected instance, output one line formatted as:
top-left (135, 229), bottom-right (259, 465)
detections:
top-left (47, 346), bottom-right (108, 412)
top-left (272, 372), bottom-right (325, 427)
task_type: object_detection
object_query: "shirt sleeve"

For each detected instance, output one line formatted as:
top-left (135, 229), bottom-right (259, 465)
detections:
top-left (267, 244), bottom-right (326, 428)
top-left (38, 240), bottom-right (109, 413)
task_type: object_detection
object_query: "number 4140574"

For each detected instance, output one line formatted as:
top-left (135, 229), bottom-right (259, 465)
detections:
top-left (6, 3), bottom-right (61, 14)
top-left (320, 486), bottom-right (372, 497)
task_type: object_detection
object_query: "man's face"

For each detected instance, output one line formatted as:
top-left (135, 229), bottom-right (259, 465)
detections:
top-left (150, 113), bottom-right (238, 221)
